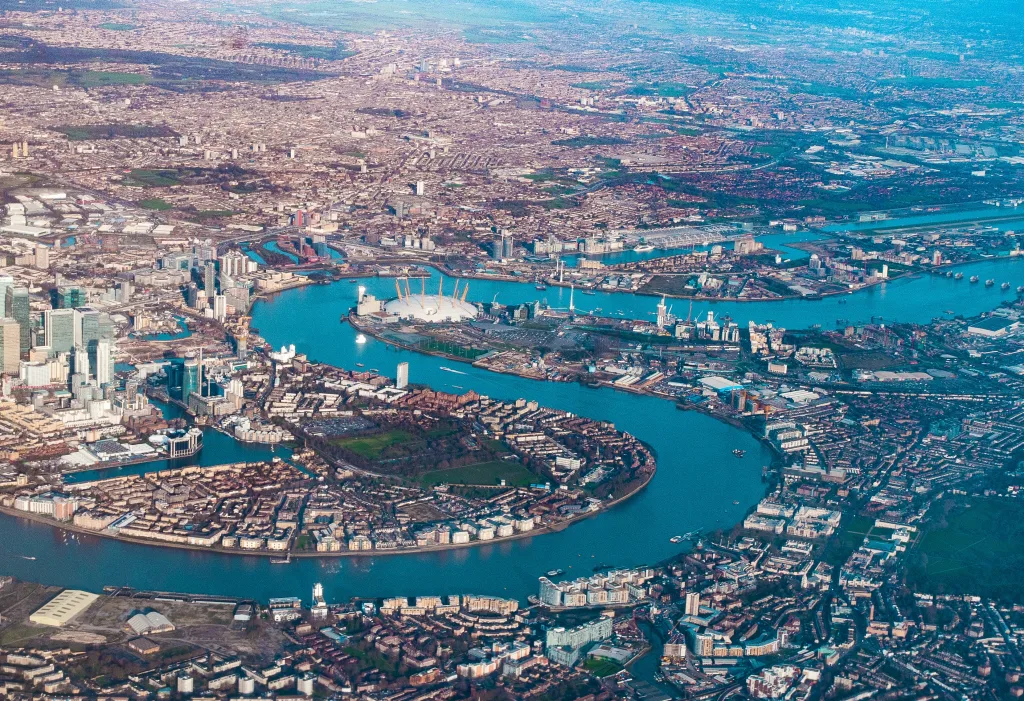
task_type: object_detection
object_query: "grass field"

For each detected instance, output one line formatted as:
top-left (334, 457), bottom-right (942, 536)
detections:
top-left (908, 497), bottom-right (1024, 602)
top-left (125, 169), bottom-right (184, 187)
top-left (334, 429), bottom-right (415, 460)
top-left (420, 460), bottom-right (536, 488)
top-left (56, 124), bottom-right (174, 141)
top-left (139, 198), bottom-right (172, 210)
top-left (582, 657), bottom-right (623, 677)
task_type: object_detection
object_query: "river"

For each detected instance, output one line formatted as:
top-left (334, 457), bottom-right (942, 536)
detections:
top-left (358, 255), bottom-right (1024, 330)
top-left (0, 278), bottom-right (774, 603)
top-left (2, 223), bottom-right (1022, 604)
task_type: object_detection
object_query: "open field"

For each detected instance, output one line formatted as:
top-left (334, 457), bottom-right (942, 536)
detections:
top-left (420, 459), bottom-right (537, 488)
top-left (583, 657), bottom-right (624, 677)
top-left (333, 429), bottom-right (415, 460)
top-left (908, 497), bottom-right (1024, 602)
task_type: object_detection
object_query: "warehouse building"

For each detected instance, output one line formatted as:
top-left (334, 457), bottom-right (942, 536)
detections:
top-left (29, 589), bottom-right (99, 627)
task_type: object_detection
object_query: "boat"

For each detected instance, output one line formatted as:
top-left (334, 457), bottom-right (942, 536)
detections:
top-left (581, 290), bottom-right (596, 296)
top-left (356, 362), bottom-right (365, 367)
top-left (546, 569), bottom-right (564, 577)
top-left (970, 275), bottom-right (979, 283)
top-left (440, 366), bottom-right (467, 375)
top-left (535, 284), bottom-right (547, 291)
top-left (985, 279), bottom-right (995, 287)
top-left (1002, 282), bottom-right (1011, 290)
top-left (355, 334), bottom-right (367, 344)
top-left (348, 279), bottom-right (357, 283)
top-left (270, 554), bottom-right (291, 564)
top-left (1018, 286), bottom-right (1024, 294)
top-left (670, 536), bottom-right (683, 544)
top-left (732, 449), bottom-right (745, 457)
top-left (954, 272), bottom-right (964, 280)
top-left (19, 555), bottom-right (36, 561)
top-left (945, 271), bottom-right (953, 278)
top-left (634, 244), bottom-right (655, 253)
top-left (683, 530), bottom-right (701, 540)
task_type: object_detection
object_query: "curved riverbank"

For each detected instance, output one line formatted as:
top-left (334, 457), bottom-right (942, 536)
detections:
top-left (5, 250), bottom-right (1019, 602)
top-left (1, 455), bottom-right (656, 561)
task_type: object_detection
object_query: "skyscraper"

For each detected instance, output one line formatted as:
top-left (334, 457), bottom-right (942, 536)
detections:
top-left (95, 338), bottom-right (113, 386)
top-left (0, 319), bottom-right (19, 374)
top-left (396, 362), bottom-right (409, 390)
top-left (76, 309), bottom-right (113, 348)
top-left (72, 344), bottom-right (90, 379)
top-left (213, 294), bottom-right (227, 322)
top-left (44, 309), bottom-right (76, 354)
top-left (56, 285), bottom-right (86, 309)
top-left (203, 261), bottom-right (216, 295)
top-left (182, 355), bottom-right (200, 401)
top-left (0, 275), bottom-right (13, 308)
top-left (5, 286), bottom-right (30, 356)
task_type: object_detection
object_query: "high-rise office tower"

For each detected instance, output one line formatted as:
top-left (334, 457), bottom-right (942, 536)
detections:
top-left (203, 261), bottom-right (216, 295)
top-left (76, 309), bottom-right (113, 348)
top-left (182, 355), bottom-right (200, 401)
top-left (5, 286), bottom-right (30, 356)
top-left (0, 275), bottom-right (13, 311)
top-left (72, 344), bottom-right (90, 379)
top-left (56, 285), bottom-right (86, 309)
top-left (0, 319), bottom-right (19, 374)
top-left (213, 294), bottom-right (227, 322)
top-left (44, 309), bottom-right (76, 354)
top-left (95, 338), bottom-right (113, 386)
top-left (396, 362), bottom-right (409, 390)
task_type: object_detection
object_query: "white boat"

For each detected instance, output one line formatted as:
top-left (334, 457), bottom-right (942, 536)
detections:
top-left (355, 334), bottom-right (367, 344)
top-left (670, 536), bottom-right (683, 543)
top-left (634, 244), bottom-right (655, 253)
top-left (270, 554), bottom-right (291, 564)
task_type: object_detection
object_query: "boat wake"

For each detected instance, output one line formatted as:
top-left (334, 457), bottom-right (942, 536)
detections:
top-left (440, 366), bottom-right (467, 375)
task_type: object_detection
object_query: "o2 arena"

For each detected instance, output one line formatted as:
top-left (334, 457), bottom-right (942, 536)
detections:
top-left (383, 277), bottom-right (479, 323)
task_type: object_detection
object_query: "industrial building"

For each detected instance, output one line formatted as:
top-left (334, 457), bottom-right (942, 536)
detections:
top-left (29, 589), bottom-right (99, 627)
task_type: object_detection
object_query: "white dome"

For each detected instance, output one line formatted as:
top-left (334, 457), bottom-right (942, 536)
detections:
top-left (384, 294), bottom-right (479, 322)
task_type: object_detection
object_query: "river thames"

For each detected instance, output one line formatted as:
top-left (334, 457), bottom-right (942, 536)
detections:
top-left (1, 245), bottom-right (1023, 604)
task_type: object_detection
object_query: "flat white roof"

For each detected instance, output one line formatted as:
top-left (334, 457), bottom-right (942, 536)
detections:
top-left (1, 224), bottom-right (49, 237)
top-left (30, 589), bottom-right (99, 627)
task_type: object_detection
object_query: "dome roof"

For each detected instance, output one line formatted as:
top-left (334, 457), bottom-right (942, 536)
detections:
top-left (384, 294), bottom-right (479, 322)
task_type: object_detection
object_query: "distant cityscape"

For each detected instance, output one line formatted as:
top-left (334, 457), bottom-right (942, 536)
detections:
top-left (0, 0), bottom-right (1023, 699)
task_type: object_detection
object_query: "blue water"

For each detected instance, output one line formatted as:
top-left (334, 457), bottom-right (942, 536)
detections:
top-left (3, 245), bottom-right (1022, 604)
top-left (241, 243), bottom-right (266, 265)
top-left (822, 206), bottom-right (1023, 233)
top-left (264, 240), bottom-right (300, 263)
top-left (353, 259), bottom-right (1024, 329)
top-left (135, 316), bottom-right (193, 342)
top-left (0, 280), bottom-right (770, 603)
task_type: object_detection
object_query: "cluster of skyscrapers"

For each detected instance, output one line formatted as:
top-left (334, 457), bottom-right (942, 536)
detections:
top-left (180, 248), bottom-right (256, 322)
top-left (0, 274), bottom-right (116, 391)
